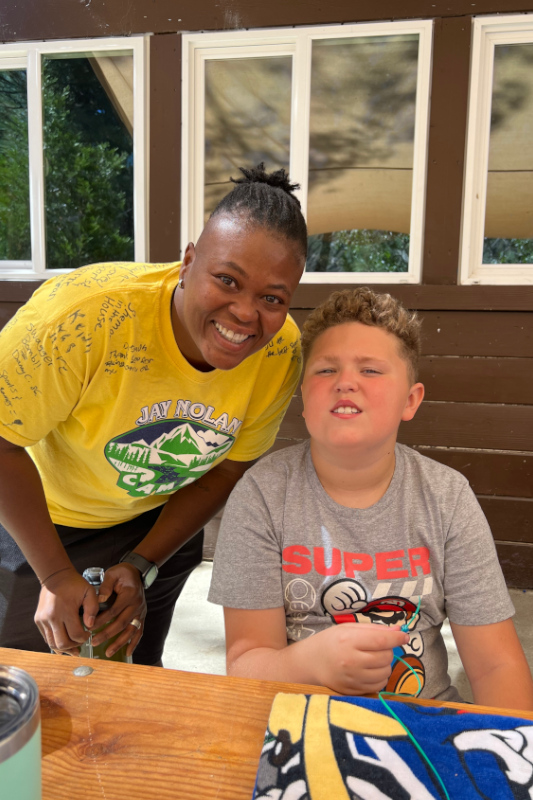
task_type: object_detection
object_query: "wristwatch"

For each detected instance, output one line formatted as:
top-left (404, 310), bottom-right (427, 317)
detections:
top-left (119, 551), bottom-right (159, 589)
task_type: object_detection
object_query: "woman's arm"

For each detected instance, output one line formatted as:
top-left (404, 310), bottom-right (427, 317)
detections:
top-left (0, 435), bottom-right (102, 651)
top-left (0, 433), bottom-right (251, 656)
top-left (451, 618), bottom-right (533, 712)
top-left (93, 457), bottom-right (254, 656)
top-left (128, 457), bottom-right (253, 565)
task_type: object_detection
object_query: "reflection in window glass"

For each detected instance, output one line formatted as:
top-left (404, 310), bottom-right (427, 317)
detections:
top-left (484, 43), bottom-right (533, 264)
top-left (42, 53), bottom-right (134, 269)
top-left (204, 57), bottom-right (292, 220)
top-left (306, 35), bottom-right (418, 273)
top-left (0, 69), bottom-right (31, 261)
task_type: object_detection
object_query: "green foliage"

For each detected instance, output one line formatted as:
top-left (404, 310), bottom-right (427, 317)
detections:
top-left (307, 229), bottom-right (410, 273)
top-left (42, 58), bottom-right (134, 269)
top-left (0, 58), bottom-right (134, 268)
top-left (483, 237), bottom-right (533, 265)
top-left (0, 71), bottom-right (31, 260)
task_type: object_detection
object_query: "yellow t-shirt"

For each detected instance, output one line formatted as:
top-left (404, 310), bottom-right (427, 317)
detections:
top-left (0, 262), bottom-right (301, 527)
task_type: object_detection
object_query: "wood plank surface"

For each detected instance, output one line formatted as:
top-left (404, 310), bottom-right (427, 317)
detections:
top-left (480, 497), bottom-right (533, 544)
top-left (401, 402), bottom-right (533, 450)
top-left (0, 302), bottom-right (22, 330)
top-left (419, 312), bottom-right (533, 357)
top-left (422, 15), bottom-right (471, 286)
top-left (419, 356), bottom-right (533, 404)
top-left (292, 284), bottom-right (533, 312)
top-left (414, 448), bottom-right (533, 498)
top-left (496, 542), bottom-right (533, 589)
top-left (149, 34), bottom-right (182, 263)
top-left (0, 649), bottom-right (327, 800)
top-left (292, 309), bottom-right (533, 357)
top-left (2, 647), bottom-right (532, 800)
top-left (4, 283), bottom-right (533, 311)
top-left (4, 0), bottom-right (533, 43)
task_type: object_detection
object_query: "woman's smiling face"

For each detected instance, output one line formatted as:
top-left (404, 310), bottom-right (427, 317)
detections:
top-left (172, 215), bottom-right (305, 371)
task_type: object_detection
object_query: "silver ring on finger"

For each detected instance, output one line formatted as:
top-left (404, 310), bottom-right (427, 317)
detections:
top-left (129, 617), bottom-right (142, 630)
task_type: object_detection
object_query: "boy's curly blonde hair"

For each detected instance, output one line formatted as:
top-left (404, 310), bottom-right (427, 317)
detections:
top-left (301, 288), bottom-right (422, 383)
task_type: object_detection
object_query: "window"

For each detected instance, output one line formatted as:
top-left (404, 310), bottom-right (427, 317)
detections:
top-left (461, 14), bottom-right (533, 285)
top-left (182, 22), bottom-right (433, 284)
top-left (0, 37), bottom-right (146, 277)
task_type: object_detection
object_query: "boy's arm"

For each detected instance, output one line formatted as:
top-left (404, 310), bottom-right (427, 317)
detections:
top-left (451, 618), bottom-right (533, 712)
top-left (224, 606), bottom-right (409, 695)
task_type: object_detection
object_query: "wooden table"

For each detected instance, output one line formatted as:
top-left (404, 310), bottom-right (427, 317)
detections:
top-left (2, 647), bottom-right (533, 800)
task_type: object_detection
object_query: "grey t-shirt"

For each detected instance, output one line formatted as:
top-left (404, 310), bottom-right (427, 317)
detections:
top-left (209, 442), bottom-right (514, 702)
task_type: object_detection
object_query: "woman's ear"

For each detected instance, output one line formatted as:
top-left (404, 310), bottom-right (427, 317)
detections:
top-left (401, 382), bottom-right (425, 422)
top-left (180, 242), bottom-right (196, 279)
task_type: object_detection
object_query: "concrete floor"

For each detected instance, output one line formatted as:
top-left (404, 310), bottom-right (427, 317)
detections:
top-left (163, 560), bottom-right (533, 702)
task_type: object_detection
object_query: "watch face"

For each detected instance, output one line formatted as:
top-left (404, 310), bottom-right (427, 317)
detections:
top-left (144, 563), bottom-right (158, 589)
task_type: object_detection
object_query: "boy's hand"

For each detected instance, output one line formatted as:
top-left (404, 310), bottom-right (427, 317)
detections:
top-left (313, 623), bottom-right (410, 695)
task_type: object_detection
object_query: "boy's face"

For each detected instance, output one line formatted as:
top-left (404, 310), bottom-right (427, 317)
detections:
top-left (301, 321), bottom-right (424, 457)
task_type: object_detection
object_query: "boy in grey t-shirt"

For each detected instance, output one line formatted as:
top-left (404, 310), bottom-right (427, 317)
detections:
top-left (209, 288), bottom-right (533, 710)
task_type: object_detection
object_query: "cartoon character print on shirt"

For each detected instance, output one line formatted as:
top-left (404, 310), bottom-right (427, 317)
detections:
top-left (321, 578), bottom-right (425, 696)
top-left (105, 415), bottom-right (236, 498)
top-left (284, 578), bottom-right (317, 640)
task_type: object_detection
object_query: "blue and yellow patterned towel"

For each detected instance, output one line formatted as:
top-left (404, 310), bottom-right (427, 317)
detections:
top-left (253, 693), bottom-right (533, 799)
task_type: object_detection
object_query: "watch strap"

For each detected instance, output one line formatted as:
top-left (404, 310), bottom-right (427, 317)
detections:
top-left (119, 551), bottom-right (158, 588)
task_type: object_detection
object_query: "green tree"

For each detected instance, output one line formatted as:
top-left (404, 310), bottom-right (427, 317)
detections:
top-left (0, 58), bottom-right (134, 268)
top-left (42, 58), bottom-right (134, 269)
top-left (307, 229), bottom-right (410, 273)
top-left (0, 70), bottom-right (31, 261)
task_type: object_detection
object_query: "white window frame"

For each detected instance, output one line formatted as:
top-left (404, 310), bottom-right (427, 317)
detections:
top-left (0, 36), bottom-right (148, 279)
top-left (461, 14), bottom-right (533, 285)
top-left (181, 21), bottom-right (433, 285)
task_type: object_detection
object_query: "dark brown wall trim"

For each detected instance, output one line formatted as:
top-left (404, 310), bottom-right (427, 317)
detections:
top-left (149, 33), bottom-right (182, 263)
top-left (292, 283), bottom-right (533, 310)
top-left (1, 0), bottom-right (532, 43)
top-left (2, 281), bottom-right (533, 311)
top-left (422, 17), bottom-right (471, 285)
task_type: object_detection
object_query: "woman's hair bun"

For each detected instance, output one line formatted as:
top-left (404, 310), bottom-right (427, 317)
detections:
top-left (210, 161), bottom-right (308, 257)
top-left (231, 162), bottom-right (301, 201)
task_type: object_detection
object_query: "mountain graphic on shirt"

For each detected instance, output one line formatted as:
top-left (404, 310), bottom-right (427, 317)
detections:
top-left (104, 420), bottom-right (235, 498)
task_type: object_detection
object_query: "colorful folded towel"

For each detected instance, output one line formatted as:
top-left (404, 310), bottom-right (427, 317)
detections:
top-left (253, 693), bottom-right (533, 799)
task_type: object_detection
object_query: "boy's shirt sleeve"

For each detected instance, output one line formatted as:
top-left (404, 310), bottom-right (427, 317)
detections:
top-left (227, 317), bottom-right (302, 463)
top-left (442, 481), bottom-right (515, 626)
top-left (0, 300), bottom-right (92, 447)
top-left (208, 469), bottom-right (285, 609)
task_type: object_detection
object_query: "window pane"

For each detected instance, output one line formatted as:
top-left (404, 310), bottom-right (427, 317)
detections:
top-left (306, 35), bottom-right (418, 273)
top-left (0, 69), bottom-right (31, 261)
top-left (204, 56), bottom-right (292, 220)
top-left (42, 53), bottom-right (134, 269)
top-left (483, 43), bottom-right (533, 264)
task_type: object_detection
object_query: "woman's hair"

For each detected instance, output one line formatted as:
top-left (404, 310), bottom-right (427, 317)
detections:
top-left (301, 287), bottom-right (422, 383)
top-left (210, 163), bottom-right (308, 259)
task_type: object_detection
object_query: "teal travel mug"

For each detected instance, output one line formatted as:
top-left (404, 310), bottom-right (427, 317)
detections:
top-left (0, 665), bottom-right (41, 800)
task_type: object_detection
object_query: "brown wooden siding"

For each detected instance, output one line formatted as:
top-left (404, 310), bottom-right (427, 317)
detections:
top-left (1, 0), bottom-right (532, 587)
top-left (2, 0), bottom-right (533, 41)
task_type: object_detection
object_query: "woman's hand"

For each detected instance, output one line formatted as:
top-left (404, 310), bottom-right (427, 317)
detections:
top-left (34, 567), bottom-right (99, 655)
top-left (89, 563), bottom-right (147, 658)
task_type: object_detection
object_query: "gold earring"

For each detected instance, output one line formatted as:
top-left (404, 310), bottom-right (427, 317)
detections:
top-left (177, 278), bottom-right (184, 289)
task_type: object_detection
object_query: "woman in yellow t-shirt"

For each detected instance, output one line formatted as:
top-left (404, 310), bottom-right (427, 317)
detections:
top-left (0, 164), bottom-right (307, 666)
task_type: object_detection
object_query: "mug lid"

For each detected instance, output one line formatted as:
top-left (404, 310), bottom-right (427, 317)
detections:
top-left (0, 666), bottom-right (40, 761)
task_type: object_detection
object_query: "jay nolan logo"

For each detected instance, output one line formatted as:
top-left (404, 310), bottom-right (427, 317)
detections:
top-left (105, 418), bottom-right (235, 497)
